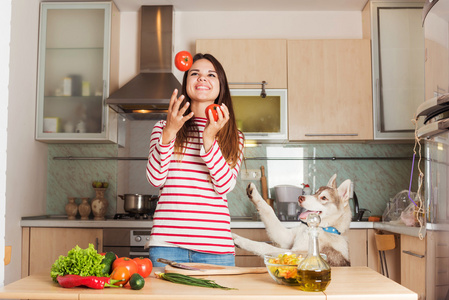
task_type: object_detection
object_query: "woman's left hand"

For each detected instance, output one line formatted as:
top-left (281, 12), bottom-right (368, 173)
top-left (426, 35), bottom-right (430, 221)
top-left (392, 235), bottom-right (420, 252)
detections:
top-left (203, 104), bottom-right (229, 152)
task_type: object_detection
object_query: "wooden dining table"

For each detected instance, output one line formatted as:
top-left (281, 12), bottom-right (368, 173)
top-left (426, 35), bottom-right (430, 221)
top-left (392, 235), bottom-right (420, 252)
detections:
top-left (0, 266), bottom-right (417, 300)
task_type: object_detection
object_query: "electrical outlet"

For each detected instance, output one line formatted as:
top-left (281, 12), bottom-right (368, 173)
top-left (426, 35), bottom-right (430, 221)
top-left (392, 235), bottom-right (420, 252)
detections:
top-left (241, 169), bottom-right (262, 180)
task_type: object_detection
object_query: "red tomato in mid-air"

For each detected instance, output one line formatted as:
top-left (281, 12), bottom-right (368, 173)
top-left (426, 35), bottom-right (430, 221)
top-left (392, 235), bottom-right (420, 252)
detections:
top-left (132, 257), bottom-right (153, 278)
top-left (205, 104), bottom-right (220, 122)
top-left (175, 51), bottom-right (193, 71)
top-left (112, 257), bottom-right (138, 276)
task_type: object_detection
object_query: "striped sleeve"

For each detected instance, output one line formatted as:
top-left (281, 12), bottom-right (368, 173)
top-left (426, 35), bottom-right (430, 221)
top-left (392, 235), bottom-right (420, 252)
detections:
top-left (146, 120), bottom-right (175, 187)
top-left (200, 132), bottom-right (244, 195)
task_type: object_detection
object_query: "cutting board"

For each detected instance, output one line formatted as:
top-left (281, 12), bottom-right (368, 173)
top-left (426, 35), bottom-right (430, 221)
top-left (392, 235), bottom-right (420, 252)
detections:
top-left (164, 263), bottom-right (268, 276)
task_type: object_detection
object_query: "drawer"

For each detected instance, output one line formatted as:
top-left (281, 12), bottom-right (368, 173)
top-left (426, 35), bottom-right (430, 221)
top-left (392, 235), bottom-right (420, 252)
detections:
top-left (436, 232), bottom-right (449, 258)
top-left (436, 285), bottom-right (449, 300)
top-left (436, 257), bottom-right (449, 286)
top-left (235, 256), bottom-right (265, 267)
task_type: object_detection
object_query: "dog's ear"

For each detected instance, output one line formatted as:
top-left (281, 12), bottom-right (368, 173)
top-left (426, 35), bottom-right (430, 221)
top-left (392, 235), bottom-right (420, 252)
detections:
top-left (337, 179), bottom-right (351, 206)
top-left (327, 174), bottom-right (337, 188)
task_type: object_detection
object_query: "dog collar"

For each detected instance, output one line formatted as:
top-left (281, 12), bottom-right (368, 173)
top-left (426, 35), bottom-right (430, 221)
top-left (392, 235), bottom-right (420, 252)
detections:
top-left (322, 226), bottom-right (341, 235)
top-left (298, 219), bottom-right (341, 235)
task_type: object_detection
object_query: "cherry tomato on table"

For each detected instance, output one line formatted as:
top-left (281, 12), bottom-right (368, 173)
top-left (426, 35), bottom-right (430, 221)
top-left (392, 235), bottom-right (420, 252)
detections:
top-left (205, 104), bottom-right (220, 122)
top-left (112, 257), bottom-right (138, 276)
top-left (175, 51), bottom-right (193, 72)
top-left (132, 257), bottom-right (153, 278)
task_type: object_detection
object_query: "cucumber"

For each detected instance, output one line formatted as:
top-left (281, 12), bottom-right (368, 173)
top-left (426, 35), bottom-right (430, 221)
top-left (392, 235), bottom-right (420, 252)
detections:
top-left (101, 252), bottom-right (116, 275)
top-left (129, 273), bottom-right (145, 290)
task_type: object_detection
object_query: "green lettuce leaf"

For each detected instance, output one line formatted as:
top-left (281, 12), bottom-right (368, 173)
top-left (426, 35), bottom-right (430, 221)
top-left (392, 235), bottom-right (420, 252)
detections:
top-left (50, 243), bottom-right (105, 282)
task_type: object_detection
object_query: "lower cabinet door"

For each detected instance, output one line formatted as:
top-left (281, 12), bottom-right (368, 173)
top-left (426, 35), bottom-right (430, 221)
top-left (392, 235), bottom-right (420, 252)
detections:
top-left (401, 234), bottom-right (426, 299)
top-left (23, 227), bottom-right (103, 276)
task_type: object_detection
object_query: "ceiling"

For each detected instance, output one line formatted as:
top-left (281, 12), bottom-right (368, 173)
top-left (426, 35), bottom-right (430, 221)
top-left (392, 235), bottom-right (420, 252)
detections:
top-left (111, 0), bottom-right (370, 12)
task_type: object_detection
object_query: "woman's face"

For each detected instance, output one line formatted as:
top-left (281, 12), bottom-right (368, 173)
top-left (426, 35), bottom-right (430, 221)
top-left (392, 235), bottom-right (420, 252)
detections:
top-left (186, 59), bottom-right (220, 103)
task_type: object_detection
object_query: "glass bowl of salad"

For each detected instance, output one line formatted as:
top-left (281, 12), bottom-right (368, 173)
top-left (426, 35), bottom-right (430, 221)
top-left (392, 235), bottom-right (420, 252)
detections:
top-left (264, 252), bottom-right (327, 286)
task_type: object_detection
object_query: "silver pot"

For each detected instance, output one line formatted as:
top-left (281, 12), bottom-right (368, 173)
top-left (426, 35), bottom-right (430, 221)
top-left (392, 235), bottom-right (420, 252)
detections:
top-left (119, 194), bottom-right (158, 215)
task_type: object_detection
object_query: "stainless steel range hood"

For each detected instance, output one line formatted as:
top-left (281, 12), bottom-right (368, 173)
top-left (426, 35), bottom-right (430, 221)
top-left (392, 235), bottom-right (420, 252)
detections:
top-left (106, 6), bottom-right (181, 120)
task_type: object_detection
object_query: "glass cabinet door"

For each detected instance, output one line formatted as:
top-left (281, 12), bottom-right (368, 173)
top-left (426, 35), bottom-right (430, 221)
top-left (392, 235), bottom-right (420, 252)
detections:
top-left (36, 3), bottom-right (113, 141)
top-left (231, 89), bottom-right (287, 140)
top-left (371, 2), bottom-right (425, 140)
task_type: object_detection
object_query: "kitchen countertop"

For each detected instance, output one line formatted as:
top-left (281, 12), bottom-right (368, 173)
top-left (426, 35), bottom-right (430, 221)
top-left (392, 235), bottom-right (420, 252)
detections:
top-left (20, 215), bottom-right (431, 237)
top-left (0, 267), bottom-right (417, 300)
top-left (20, 215), bottom-right (374, 229)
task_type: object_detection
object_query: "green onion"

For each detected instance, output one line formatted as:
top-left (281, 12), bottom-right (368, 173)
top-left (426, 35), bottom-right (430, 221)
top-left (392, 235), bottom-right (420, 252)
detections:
top-left (155, 272), bottom-right (236, 290)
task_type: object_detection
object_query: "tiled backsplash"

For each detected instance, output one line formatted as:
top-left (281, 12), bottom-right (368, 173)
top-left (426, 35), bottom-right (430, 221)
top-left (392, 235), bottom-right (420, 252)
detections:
top-left (47, 144), bottom-right (118, 217)
top-left (230, 142), bottom-right (418, 218)
top-left (47, 121), bottom-right (418, 219)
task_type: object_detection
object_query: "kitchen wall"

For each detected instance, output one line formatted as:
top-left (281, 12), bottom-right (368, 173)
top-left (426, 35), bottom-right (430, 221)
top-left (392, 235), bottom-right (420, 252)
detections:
top-left (6, 0), bottom-right (47, 285)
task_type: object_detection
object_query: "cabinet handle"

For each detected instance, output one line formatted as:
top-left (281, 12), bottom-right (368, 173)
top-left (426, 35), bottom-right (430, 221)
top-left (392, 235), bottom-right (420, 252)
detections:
top-left (305, 134), bottom-right (359, 137)
top-left (402, 250), bottom-right (424, 258)
top-left (376, 78), bottom-right (382, 133)
top-left (102, 80), bottom-right (106, 133)
top-left (95, 238), bottom-right (99, 250)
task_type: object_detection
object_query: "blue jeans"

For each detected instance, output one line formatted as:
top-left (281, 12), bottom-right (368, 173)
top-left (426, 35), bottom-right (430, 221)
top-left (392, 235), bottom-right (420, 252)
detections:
top-left (149, 246), bottom-right (235, 267)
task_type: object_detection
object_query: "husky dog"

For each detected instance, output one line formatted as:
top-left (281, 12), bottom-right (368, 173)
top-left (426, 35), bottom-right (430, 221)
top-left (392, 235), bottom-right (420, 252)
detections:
top-left (232, 174), bottom-right (352, 267)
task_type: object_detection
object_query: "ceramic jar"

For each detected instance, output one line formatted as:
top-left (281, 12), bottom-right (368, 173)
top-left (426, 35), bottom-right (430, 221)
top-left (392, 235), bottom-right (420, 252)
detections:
top-left (79, 197), bottom-right (91, 220)
top-left (91, 188), bottom-right (108, 220)
top-left (65, 197), bottom-right (78, 220)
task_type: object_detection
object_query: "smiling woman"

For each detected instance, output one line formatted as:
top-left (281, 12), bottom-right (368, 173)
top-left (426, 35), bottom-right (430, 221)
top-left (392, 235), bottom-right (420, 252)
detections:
top-left (146, 53), bottom-right (244, 267)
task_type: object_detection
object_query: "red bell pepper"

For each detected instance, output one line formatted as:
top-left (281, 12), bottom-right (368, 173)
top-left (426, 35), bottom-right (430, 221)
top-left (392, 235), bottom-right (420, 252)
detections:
top-left (57, 274), bottom-right (123, 289)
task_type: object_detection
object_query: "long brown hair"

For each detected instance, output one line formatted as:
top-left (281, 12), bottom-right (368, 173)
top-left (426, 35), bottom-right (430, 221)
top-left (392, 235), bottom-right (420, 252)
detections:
top-left (174, 53), bottom-right (243, 168)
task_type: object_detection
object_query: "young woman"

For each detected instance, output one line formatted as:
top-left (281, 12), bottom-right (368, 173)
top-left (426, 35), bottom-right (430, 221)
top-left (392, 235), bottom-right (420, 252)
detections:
top-left (146, 53), bottom-right (244, 267)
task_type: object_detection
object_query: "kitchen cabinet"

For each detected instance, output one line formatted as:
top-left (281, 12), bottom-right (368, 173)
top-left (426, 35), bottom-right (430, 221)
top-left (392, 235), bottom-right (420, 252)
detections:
top-left (348, 229), bottom-right (368, 266)
top-left (35, 2), bottom-right (119, 142)
top-left (426, 230), bottom-right (449, 300)
top-left (21, 227), bottom-right (103, 277)
top-left (362, 1), bottom-right (424, 140)
top-left (196, 39), bottom-right (287, 89)
top-left (287, 39), bottom-right (373, 141)
top-left (401, 234), bottom-right (426, 300)
top-left (232, 229), bottom-right (269, 267)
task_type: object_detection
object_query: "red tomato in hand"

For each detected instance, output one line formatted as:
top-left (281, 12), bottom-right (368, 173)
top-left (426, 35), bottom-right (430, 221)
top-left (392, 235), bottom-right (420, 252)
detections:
top-left (175, 51), bottom-right (193, 72)
top-left (110, 266), bottom-right (130, 286)
top-left (112, 257), bottom-right (138, 276)
top-left (132, 257), bottom-right (153, 278)
top-left (205, 104), bottom-right (220, 122)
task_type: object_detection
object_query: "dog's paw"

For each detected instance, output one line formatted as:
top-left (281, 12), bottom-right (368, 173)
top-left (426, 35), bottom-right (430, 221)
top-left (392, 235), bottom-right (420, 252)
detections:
top-left (232, 233), bottom-right (243, 248)
top-left (246, 183), bottom-right (263, 205)
top-left (246, 183), bottom-right (255, 199)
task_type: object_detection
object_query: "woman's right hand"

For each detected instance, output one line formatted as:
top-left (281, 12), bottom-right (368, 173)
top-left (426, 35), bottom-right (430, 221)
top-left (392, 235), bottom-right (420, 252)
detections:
top-left (161, 89), bottom-right (194, 144)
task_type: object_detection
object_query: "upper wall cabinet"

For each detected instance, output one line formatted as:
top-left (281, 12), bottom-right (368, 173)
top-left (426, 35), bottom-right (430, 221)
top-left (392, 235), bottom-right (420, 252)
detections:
top-left (287, 39), bottom-right (373, 141)
top-left (363, 1), bottom-right (425, 140)
top-left (196, 39), bottom-right (287, 89)
top-left (35, 2), bottom-right (119, 143)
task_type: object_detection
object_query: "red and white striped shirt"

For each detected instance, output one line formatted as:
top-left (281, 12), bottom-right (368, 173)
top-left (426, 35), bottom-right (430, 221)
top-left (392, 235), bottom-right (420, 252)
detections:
top-left (146, 117), bottom-right (244, 254)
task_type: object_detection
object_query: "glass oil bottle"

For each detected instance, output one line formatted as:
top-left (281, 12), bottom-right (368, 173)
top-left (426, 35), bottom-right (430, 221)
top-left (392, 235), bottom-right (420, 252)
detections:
top-left (297, 213), bottom-right (331, 292)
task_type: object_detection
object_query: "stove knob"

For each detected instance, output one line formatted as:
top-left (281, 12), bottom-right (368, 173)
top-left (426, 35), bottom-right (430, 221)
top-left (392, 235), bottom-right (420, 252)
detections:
top-left (146, 237), bottom-right (150, 241)
top-left (134, 236), bottom-right (142, 242)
